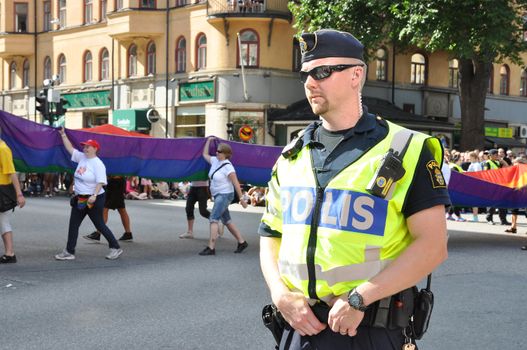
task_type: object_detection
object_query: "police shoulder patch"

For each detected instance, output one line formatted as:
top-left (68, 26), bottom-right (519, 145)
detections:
top-left (426, 160), bottom-right (446, 189)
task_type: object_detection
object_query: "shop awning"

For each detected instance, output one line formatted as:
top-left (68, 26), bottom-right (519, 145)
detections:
top-left (111, 109), bottom-right (150, 131)
top-left (62, 90), bottom-right (111, 109)
top-left (485, 136), bottom-right (526, 149)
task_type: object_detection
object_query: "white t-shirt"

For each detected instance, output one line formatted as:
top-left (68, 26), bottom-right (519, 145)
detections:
top-left (208, 156), bottom-right (235, 196)
top-left (467, 162), bottom-right (483, 172)
top-left (72, 149), bottom-right (107, 195)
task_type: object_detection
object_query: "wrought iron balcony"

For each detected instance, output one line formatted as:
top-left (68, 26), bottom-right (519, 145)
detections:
top-left (207, 0), bottom-right (292, 21)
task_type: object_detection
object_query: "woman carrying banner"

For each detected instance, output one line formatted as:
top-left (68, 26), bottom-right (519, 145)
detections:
top-left (198, 137), bottom-right (248, 256)
top-left (55, 128), bottom-right (122, 261)
top-left (0, 136), bottom-right (25, 263)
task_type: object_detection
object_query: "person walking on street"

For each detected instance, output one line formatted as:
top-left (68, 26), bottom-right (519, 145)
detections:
top-left (198, 137), bottom-right (248, 256)
top-left (83, 175), bottom-right (134, 242)
top-left (55, 128), bottom-right (122, 260)
top-left (484, 149), bottom-right (510, 225)
top-left (0, 136), bottom-right (25, 263)
top-left (259, 29), bottom-right (449, 350)
top-left (179, 180), bottom-right (211, 239)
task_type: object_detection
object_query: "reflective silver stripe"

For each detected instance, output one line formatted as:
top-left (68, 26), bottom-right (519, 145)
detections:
top-left (278, 246), bottom-right (392, 296)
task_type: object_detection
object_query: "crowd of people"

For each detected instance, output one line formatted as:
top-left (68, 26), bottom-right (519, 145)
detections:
top-left (442, 146), bottom-right (527, 249)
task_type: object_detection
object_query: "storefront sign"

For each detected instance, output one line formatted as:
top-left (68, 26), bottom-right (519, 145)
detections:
top-left (61, 90), bottom-right (111, 109)
top-left (112, 109), bottom-right (150, 131)
top-left (179, 81), bottom-right (215, 103)
top-left (485, 127), bottom-right (513, 138)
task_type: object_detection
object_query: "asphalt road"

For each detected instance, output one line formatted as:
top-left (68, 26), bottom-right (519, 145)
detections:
top-left (1, 197), bottom-right (526, 349)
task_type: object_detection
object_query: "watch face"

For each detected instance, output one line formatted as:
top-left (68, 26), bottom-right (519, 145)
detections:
top-left (349, 293), bottom-right (361, 307)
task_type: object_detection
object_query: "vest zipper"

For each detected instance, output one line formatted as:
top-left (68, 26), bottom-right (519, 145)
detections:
top-left (307, 186), bottom-right (325, 300)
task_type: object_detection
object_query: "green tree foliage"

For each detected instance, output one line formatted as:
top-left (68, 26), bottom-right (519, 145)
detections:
top-left (290, 0), bottom-right (527, 150)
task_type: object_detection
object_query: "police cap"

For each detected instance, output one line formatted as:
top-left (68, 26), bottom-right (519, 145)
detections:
top-left (299, 29), bottom-right (364, 64)
top-left (488, 149), bottom-right (498, 155)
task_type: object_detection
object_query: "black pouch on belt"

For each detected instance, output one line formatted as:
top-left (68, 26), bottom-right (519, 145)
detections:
top-left (262, 304), bottom-right (286, 348)
top-left (410, 275), bottom-right (434, 339)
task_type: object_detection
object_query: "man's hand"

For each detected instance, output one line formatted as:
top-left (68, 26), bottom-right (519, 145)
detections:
top-left (274, 290), bottom-right (327, 336)
top-left (327, 296), bottom-right (364, 337)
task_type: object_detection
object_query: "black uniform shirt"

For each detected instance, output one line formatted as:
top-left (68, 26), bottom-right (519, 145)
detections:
top-left (259, 108), bottom-right (451, 238)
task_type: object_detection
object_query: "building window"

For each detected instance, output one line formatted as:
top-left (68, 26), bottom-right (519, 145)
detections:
top-left (146, 41), bottom-right (156, 75)
top-left (100, 48), bottom-right (109, 81)
top-left (44, 56), bottom-right (52, 80)
top-left (292, 38), bottom-right (301, 72)
top-left (176, 37), bottom-right (186, 73)
top-left (448, 59), bottom-right (459, 88)
top-left (43, 1), bottom-right (51, 31)
top-left (237, 29), bottom-right (259, 67)
top-left (9, 62), bottom-right (17, 90)
top-left (100, 0), bottom-right (107, 20)
top-left (176, 0), bottom-right (188, 5)
top-left (488, 65), bottom-right (494, 94)
top-left (140, 0), bottom-right (155, 8)
top-left (499, 65), bottom-right (509, 95)
top-left (375, 48), bottom-right (387, 81)
top-left (58, 54), bottom-right (67, 84)
top-left (115, 0), bottom-right (123, 10)
top-left (84, 51), bottom-right (93, 82)
top-left (521, 70), bottom-right (527, 97)
top-left (59, 0), bottom-right (67, 28)
top-left (410, 53), bottom-right (426, 85)
top-left (15, 3), bottom-right (28, 32)
top-left (23, 59), bottom-right (30, 87)
top-left (84, 0), bottom-right (93, 24)
top-left (196, 34), bottom-right (207, 70)
top-left (128, 44), bottom-right (137, 77)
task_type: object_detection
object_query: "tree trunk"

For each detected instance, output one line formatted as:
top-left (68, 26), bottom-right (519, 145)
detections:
top-left (458, 58), bottom-right (491, 151)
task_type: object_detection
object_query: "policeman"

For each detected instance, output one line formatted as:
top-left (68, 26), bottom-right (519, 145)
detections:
top-left (484, 149), bottom-right (509, 225)
top-left (259, 29), bottom-right (450, 350)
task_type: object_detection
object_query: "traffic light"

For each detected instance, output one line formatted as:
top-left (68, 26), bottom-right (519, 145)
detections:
top-left (54, 98), bottom-right (68, 116)
top-left (226, 122), bottom-right (234, 136)
top-left (35, 89), bottom-right (50, 123)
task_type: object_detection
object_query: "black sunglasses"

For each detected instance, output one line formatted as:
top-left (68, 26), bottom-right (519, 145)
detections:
top-left (216, 150), bottom-right (223, 154)
top-left (299, 64), bottom-right (363, 83)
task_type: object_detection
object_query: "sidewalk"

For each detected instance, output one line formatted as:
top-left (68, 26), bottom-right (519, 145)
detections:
top-left (446, 213), bottom-right (527, 237)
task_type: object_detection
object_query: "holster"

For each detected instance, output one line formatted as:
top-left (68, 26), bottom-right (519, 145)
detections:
top-left (262, 304), bottom-right (286, 349)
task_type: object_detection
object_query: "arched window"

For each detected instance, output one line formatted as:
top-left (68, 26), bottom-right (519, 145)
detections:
top-left (448, 59), bottom-right (459, 88)
top-left (196, 34), bottom-right (207, 70)
top-left (44, 56), bottom-right (52, 80)
top-left (23, 59), bottom-right (30, 87)
top-left (410, 53), bottom-right (426, 85)
top-left (146, 41), bottom-right (156, 75)
top-left (84, 51), bottom-right (93, 82)
top-left (238, 29), bottom-right (259, 67)
top-left (100, 48), bottom-right (109, 81)
top-left (521, 70), bottom-right (527, 97)
top-left (292, 38), bottom-right (301, 72)
top-left (58, 54), bottom-right (67, 84)
top-left (375, 48), bottom-right (387, 81)
top-left (9, 62), bottom-right (17, 90)
top-left (128, 44), bottom-right (137, 77)
top-left (176, 37), bottom-right (186, 73)
top-left (499, 65), bottom-right (510, 95)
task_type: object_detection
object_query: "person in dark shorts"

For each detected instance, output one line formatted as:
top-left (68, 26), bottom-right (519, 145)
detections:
top-left (84, 175), bottom-right (133, 242)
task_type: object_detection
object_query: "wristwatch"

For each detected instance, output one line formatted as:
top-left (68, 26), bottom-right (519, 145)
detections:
top-left (347, 288), bottom-right (368, 312)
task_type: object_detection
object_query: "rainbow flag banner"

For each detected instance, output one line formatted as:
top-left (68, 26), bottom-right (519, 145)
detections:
top-left (449, 165), bottom-right (527, 208)
top-left (0, 110), bottom-right (282, 186)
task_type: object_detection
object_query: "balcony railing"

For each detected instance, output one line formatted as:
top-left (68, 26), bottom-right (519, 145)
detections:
top-left (207, 0), bottom-right (291, 20)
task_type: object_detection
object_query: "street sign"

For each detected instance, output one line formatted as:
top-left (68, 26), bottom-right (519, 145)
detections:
top-left (238, 125), bottom-right (254, 142)
top-left (146, 108), bottom-right (160, 123)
